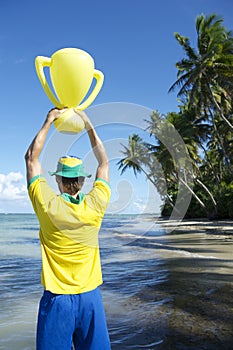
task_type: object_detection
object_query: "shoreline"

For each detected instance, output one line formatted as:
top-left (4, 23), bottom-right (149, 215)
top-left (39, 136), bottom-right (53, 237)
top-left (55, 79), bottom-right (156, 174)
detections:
top-left (108, 214), bottom-right (233, 349)
top-left (148, 217), bottom-right (233, 349)
top-left (156, 217), bottom-right (233, 235)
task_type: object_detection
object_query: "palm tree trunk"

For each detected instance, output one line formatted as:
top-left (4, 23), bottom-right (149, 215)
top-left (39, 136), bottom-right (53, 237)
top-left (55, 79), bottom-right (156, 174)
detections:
top-left (209, 109), bottom-right (233, 175)
top-left (178, 177), bottom-right (208, 213)
top-left (138, 164), bottom-right (183, 215)
top-left (208, 84), bottom-right (233, 132)
top-left (199, 143), bottom-right (221, 187)
top-left (195, 178), bottom-right (218, 215)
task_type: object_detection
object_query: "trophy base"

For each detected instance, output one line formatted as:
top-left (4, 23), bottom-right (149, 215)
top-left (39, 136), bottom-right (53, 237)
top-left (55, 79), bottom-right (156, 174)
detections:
top-left (54, 109), bottom-right (85, 134)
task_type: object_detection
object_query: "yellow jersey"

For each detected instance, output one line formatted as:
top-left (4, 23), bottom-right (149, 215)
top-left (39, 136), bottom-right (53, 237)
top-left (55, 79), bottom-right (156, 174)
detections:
top-left (28, 176), bottom-right (111, 294)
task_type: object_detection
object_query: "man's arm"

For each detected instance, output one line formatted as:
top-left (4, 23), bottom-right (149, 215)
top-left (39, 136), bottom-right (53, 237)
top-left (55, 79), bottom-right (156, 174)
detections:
top-left (75, 110), bottom-right (109, 182)
top-left (25, 108), bottom-right (62, 184)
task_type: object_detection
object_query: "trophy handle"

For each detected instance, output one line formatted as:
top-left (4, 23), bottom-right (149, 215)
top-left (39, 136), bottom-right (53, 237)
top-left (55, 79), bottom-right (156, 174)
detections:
top-left (35, 56), bottom-right (64, 108)
top-left (78, 69), bottom-right (104, 110)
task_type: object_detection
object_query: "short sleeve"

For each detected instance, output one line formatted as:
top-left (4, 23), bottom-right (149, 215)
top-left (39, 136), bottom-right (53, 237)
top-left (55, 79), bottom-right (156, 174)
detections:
top-left (28, 176), bottom-right (57, 214)
top-left (85, 178), bottom-right (111, 216)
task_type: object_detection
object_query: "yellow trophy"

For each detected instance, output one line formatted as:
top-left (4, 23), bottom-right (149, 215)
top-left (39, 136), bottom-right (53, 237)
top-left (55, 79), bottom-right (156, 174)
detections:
top-left (35, 48), bottom-right (104, 133)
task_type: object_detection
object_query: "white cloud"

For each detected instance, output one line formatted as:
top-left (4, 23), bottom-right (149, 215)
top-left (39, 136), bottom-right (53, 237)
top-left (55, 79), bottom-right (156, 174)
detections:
top-left (0, 171), bottom-right (33, 213)
top-left (133, 198), bottom-right (147, 212)
top-left (0, 172), bottom-right (27, 200)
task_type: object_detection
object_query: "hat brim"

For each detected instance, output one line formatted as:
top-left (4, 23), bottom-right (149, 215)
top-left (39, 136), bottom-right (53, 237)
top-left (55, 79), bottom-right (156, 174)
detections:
top-left (49, 171), bottom-right (91, 178)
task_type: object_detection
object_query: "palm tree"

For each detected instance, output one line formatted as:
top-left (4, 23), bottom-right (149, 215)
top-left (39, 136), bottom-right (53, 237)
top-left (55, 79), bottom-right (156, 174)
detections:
top-left (147, 110), bottom-right (220, 216)
top-left (118, 111), bottom-right (220, 217)
top-left (117, 134), bottom-right (150, 177)
top-left (147, 111), bottom-right (217, 214)
top-left (169, 13), bottom-right (233, 131)
top-left (117, 133), bottom-right (179, 213)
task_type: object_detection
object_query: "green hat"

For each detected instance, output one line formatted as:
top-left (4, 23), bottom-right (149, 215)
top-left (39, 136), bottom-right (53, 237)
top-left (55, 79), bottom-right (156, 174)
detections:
top-left (49, 156), bottom-right (91, 178)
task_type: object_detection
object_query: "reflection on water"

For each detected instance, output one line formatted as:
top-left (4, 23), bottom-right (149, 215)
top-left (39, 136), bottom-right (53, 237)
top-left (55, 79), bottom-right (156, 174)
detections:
top-left (0, 214), bottom-right (233, 349)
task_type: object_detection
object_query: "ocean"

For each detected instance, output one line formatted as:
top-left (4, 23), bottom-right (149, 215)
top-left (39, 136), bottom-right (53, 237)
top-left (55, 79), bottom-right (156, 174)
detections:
top-left (0, 213), bottom-right (233, 350)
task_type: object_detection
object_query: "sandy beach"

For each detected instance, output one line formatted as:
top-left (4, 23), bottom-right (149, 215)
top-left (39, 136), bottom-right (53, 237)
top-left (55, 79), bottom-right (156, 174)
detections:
top-left (145, 218), bottom-right (233, 349)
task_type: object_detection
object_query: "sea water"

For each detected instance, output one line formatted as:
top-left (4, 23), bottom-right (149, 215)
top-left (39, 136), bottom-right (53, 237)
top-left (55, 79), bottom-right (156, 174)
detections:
top-left (0, 214), bottom-right (232, 350)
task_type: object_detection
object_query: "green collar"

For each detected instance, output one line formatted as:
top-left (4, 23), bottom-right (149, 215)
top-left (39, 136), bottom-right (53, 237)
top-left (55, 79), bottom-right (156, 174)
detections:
top-left (60, 192), bottom-right (85, 204)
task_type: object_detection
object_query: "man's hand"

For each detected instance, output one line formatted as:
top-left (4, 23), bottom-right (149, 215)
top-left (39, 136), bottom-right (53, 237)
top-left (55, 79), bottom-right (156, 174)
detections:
top-left (46, 108), bottom-right (67, 124)
top-left (73, 109), bottom-right (92, 130)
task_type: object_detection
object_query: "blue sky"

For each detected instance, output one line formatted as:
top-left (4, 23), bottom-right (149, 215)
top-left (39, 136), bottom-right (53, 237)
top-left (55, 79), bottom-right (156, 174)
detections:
top-left (0, 0), bottom-right (232, 213)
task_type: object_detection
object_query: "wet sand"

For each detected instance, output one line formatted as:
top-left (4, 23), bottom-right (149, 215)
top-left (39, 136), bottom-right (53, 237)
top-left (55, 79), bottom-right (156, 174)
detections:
top-left (142, 219), bottom-right (233, 350)
top-left (106, 218), bottom-right (233, 349)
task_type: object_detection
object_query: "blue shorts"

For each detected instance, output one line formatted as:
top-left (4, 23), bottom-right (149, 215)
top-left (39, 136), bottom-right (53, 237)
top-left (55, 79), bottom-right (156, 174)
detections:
top-left (36, 287), bottom-right (111, 350)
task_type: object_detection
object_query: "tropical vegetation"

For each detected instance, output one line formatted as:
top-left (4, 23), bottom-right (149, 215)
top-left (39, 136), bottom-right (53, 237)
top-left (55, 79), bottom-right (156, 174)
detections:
top-left (118, 14), bottom-right (233, 219)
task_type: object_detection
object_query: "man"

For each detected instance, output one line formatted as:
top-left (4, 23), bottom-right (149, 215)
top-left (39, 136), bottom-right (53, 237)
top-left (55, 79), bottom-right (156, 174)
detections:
top-left (25, 108), bottom-right (111, 350)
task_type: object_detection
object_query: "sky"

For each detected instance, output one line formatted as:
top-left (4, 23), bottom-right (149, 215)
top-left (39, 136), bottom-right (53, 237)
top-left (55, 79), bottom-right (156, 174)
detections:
top-left (0, 0), bottom-right (233, 214)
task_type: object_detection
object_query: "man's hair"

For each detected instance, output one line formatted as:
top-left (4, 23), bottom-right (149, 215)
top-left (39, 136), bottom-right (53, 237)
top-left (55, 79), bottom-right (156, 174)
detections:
top-left (61, 176), bottom-right (85, 195)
